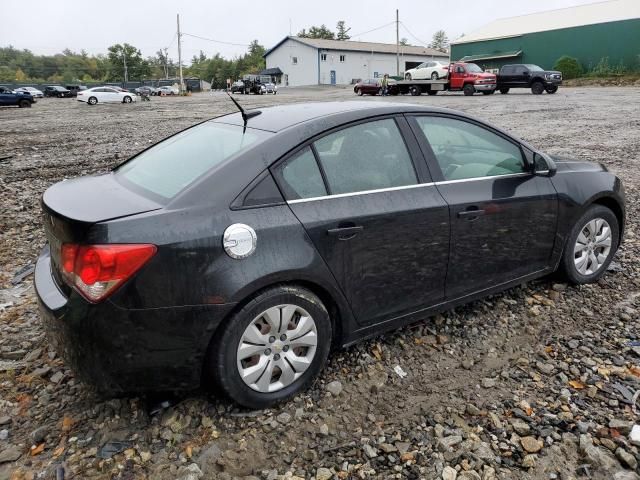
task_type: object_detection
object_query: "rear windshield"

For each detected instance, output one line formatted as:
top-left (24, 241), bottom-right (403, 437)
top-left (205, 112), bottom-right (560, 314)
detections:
top-left (115, 122), bottom-right (267, 200)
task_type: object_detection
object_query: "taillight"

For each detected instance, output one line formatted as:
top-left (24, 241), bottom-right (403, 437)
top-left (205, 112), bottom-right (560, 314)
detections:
top-left (61, 244), bottom-right (156, 302)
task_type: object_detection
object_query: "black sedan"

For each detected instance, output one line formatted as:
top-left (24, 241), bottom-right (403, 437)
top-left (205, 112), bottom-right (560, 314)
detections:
top-left (44, 85), bottom-right (73, 98)
top-left (35, 102), bottom-right (625, 408)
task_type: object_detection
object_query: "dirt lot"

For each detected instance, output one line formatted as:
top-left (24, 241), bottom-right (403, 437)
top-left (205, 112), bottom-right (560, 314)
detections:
top-left (1, 86), bottom-right (639, 480)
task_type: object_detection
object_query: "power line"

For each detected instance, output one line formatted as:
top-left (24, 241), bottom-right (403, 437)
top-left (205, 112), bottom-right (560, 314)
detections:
top-left (399, 22), bottom-right (430, 47)
top-left (349, 21), bottom-right (396, 40)
top-left (181, 32), bottom-right (250, 48)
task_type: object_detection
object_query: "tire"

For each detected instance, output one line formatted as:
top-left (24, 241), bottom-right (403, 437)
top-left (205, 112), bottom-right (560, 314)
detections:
top-left (499, 88), bottom-right (510, 94)
top-left (427, 90), bottom-right (438, 96)
top-left (431, 72), bottom-right (439, 80)
top-left (463, 84), bottom-right (475, 96)
top-left (405, 73), bottom-right (412, 81)
top-left (206, 285), bottom-right (332, 409)
top-left (482, 90), bottom-right (495, 95)
top-left (531, 81), bottom-right (544, 95)
top-left (88, 96), bottom-right (98, 105)
top-left (123, 96), bottom-right (132, 103)
top-left (560, 205), bottom-right (620, 285)
top-left (409, 86), bottom-right (421, 96)
top-left (18, 99), bottom-right (31, 108)
top-left (356, 88), bottom-right (363, 96)
top-left (546, 85), bottom-right (558, 94)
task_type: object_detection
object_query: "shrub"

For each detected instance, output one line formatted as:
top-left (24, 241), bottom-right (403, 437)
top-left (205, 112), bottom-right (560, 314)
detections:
top-left (554, 56), bottom-right (583, 79)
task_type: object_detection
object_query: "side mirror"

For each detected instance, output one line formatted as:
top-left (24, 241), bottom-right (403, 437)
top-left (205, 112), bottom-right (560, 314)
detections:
top-left (533, 152), bottom-right (557, 177)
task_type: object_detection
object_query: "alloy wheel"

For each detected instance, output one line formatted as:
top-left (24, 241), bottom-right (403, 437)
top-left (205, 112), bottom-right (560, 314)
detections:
top-left (236, 304), bottom-right (318, 393)
top-left (574, 217), bottom-right (612, 275)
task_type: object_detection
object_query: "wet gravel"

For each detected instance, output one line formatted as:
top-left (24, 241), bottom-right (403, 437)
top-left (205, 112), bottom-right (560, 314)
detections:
top-left (1, 86), bottom-right (639, 480)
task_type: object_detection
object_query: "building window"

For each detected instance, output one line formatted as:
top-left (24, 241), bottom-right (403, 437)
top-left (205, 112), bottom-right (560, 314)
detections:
top-left (292, 56), bottom-right (298, 65)
top-left (320, 53), bottom-right (327, 62)
top-left (339, 54), bottom-right (346, 63)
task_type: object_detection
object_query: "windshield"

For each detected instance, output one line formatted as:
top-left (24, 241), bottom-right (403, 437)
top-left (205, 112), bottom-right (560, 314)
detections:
top-left (466, 63), bottom-right (483, 73)
top-left (115, 122), bottom-right (268, 199)
top-left (524, 64), bottom-right (544, 71)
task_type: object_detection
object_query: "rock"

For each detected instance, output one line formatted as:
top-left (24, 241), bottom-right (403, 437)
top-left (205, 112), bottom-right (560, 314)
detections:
top-left (442, 465), bottom-right (457, 480)
top-left (580, 435), bottom-right (621, 470)
top-left (481, 378), bottom-right (496, 388)
top-left (510, 418), bottom-right (530, 436)
top-left (326, 381), bottom-right (343, 397)
top-left (520, 436), bottom-right (543, 453)
top-left (276, 412), bottom-right (292, 424)
top-left (610, 419), bottom-right (633, 435)
top-left (438, 435), bottom-right (463, 451)
top-left (0, 429), bottom-right (7, 441)
top-left (461, 359), bottom-right (474, 370)
top-left (0, 445), bottom-right (21, 464)
top-left (379, 443), bottom-right (397, 453)
top-left (536, 361), bottom-right (555, 375)
top-left (31, 426), bottom-right (48, 444)
top-left (176, 463), bottom-right (203, 480)
top-left (473, 442), bottom-right (496, 463)
top-left (466, 404), bottom-right (481, 416)
top-left (522, 454), bottom-right (537, 468)
top-left (50, 370), bottom-right (64, 383)
top-left (363, 443), bottom-right (378, 458)
top-left (552, 283), bottom-right (567, 292)
top-left (630, 425), bottom-right (640, 447)
top-left (613, 472), bottom-right (640, 480)
top-left (616, 448), bottom-right (638, 470)
top-left (319, 424), bottom-right (329, 436)
top-left (0, 416), bottom-right (10, 426)
top-left (316, 467), bottom-right (333, 480)
top-left (458, 472), bottom-right (481, 480)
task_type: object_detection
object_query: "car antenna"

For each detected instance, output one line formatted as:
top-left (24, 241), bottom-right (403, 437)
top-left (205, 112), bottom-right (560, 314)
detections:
top-left (226, 92), bottom-right (261, 133)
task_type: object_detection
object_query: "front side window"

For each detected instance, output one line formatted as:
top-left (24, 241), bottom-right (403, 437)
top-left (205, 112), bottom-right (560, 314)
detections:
top-left (415, 116), bottom-right (525, 181)
top-left (116, 122), bottom-right (266, 199)
top-left (275, 146), bottom-right (326, 200)
top-left (313, 119), bottom-right (417, 195)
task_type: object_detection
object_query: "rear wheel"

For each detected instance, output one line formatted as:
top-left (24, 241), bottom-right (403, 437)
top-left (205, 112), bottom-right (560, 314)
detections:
top-left (463, 84), bottom-right (475, 96)
top-left (431, 72), bottom-right (439, 80)
top-left (88, 96), bottom-right (98, 105)
top-left (18, 99), bottom-right (31, 108)
top-left (409, 86), bottom-right (421, 96)
top-left (206, 285), bottom-right (332, 409)
top-left (123, 96), bottom-right (132, 103)
top-left (531, 81), bottom-right (544, 95)
top-left (482, 90), bottom-right (495, 95)
top-left (560, 205), bottom-right (619, 284)
top-left (546, 85), bottom-right (558, 94)
top-left (499, 88), bottom-right (510, 94)
top-left (427, 90), bottom-right (438, 96)
top-left (405, 73), bottom-right (412, 80)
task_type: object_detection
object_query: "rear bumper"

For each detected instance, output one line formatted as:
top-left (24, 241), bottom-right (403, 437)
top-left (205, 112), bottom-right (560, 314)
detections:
top-left (35, 245), bottom-right (235, 393)
top-left (474, 83), bottom-right (496, 91)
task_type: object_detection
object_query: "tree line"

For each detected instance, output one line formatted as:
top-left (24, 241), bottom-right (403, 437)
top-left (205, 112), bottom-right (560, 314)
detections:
top-left (0, 40), bottom-right (266, 87)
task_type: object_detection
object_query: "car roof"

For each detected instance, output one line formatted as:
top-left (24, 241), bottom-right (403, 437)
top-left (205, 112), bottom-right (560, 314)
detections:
top-left (211, 101), bottom-right (452, 133)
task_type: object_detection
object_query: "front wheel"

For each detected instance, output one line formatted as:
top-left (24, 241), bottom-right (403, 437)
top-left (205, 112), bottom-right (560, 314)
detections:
top-left (499, 88), bottom-right (510, 94)
top-left (531, 81), bottom-right (544, 95)
top-left (18, 99), bottom-right (31, 108)
top-left (546, 85), bottom-right (558, 94)
top-left (405, 73), bottom-right (412, 81)
top-left (463, 84), bottom-right (475, 96)
top-left (427, 90), bottom-right (438, 96)
top-left (206, 285), bottom-right (332, 409)
top-left (560, 205), bottom-right (619, 284)
top-left (431, 72), bottom-right (439, 80)
top-left (356, 88), bottom-right (363, 96)
top-left (123, 96), bottom-right (132, 103)
top-left (88, 96), bottom-right (98, 105)
top-left (482, 90), bottom-right (495, 95)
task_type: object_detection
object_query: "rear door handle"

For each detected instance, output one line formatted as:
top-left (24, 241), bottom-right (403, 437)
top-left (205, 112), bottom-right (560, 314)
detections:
top-left (327, 225), bottom-right (363, 240)
top-left (458, 209), bottom-right (485, 218)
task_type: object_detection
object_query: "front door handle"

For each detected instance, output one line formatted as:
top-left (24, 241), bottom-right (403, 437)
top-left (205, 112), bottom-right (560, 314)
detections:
top-left (458, 208), bottom-right (485, 218)
top-left (327, 225), bottom-right (363, 240)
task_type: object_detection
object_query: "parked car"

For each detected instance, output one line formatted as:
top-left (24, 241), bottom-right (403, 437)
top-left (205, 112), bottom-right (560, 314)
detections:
top-left (77, 86), bottom-right (136, 105)
top-left (44, 86), bottom-right (72, 98)
top-left (65, 85), bottom-right (88, 97)
top-left (36, 102), bottom-right (625, 408)
top-left (230, 80), bottom-right (245, 93)
top-left (354, 78), bottom-right (383, 96)
top-left (262, 82), bottom-right (277, 94)
top-left (15, 86), bottom-right (44, 98)
top-left (497, 64), bottom-right (563, 94)
top-left (157, 86), bottom-right (179, 96)
top-left (134, 86), bottom-right (158, 96)
top-left (0, 86), bottom-right (35, 107)
top-left (404, 60), bottom-right (450, 80)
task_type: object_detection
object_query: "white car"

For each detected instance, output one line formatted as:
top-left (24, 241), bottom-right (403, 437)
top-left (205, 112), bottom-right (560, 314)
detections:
top-left (157, 86), bottom-right (179, 96)
top-left (404, 60), bottom-right (450, 80)
top-left (77, 87), bottom-right (136, 105)
top-left (15, 87), bottom-right (44, 98)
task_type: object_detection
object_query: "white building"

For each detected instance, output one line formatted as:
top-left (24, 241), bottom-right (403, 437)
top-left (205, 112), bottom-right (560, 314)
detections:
top-left (264, 36), bottom-right (449, 87)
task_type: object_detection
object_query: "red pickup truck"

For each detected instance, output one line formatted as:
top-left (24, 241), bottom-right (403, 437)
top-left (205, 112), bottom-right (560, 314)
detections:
top-left (389, 62), bottom-right (497, 96)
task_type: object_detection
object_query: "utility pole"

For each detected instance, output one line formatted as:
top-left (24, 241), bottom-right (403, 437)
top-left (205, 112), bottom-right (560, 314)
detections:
top-left (123, 50), bottom-right (128, 86)
top-left (396, 9), bottom-right (400, 77)
top-left (177, 13), bottom-right (184, 93)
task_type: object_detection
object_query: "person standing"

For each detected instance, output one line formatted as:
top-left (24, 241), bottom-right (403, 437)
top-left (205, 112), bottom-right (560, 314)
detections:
top-left (381, 74), bottom-right (389, 96)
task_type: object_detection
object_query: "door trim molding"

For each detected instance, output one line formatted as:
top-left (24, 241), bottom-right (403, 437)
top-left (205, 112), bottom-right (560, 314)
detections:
top-left (287, 182), bottom-right (436, 204)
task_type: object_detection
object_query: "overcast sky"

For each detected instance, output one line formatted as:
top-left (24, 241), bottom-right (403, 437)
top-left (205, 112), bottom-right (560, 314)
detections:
top-left (2, 0), bottom-right (597, 62)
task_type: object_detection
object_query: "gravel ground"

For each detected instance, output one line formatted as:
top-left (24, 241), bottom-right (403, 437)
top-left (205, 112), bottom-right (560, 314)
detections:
top-left (0, 86), bottom-right (639, 480)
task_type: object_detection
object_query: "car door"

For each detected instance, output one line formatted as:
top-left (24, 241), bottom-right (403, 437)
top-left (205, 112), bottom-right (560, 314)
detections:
top-left (514, 66), bottom-right (529, 87)
top-left (102, 87), bottom-right (120, 102)
top-left (0, 87), bottom-right (12, 105)
top-left (272, 116), bottom-right (450, 326)
top-left (408, 114), bottom-right (558, 299)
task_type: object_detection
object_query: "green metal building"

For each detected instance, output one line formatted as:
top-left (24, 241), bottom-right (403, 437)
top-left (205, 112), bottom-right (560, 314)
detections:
top-left (450, 0), bottom-right (640, 72)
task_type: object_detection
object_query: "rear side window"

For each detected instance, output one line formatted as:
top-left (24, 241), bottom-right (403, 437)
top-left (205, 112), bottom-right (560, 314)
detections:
top-left (116, 122), bottom-right (265, 199)
top-left (313, 119), bottom-right (417, 195)
top-left (415, 116), bottom-right (525, 180)
top-left (275, 147), bottom-right (327, 200)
